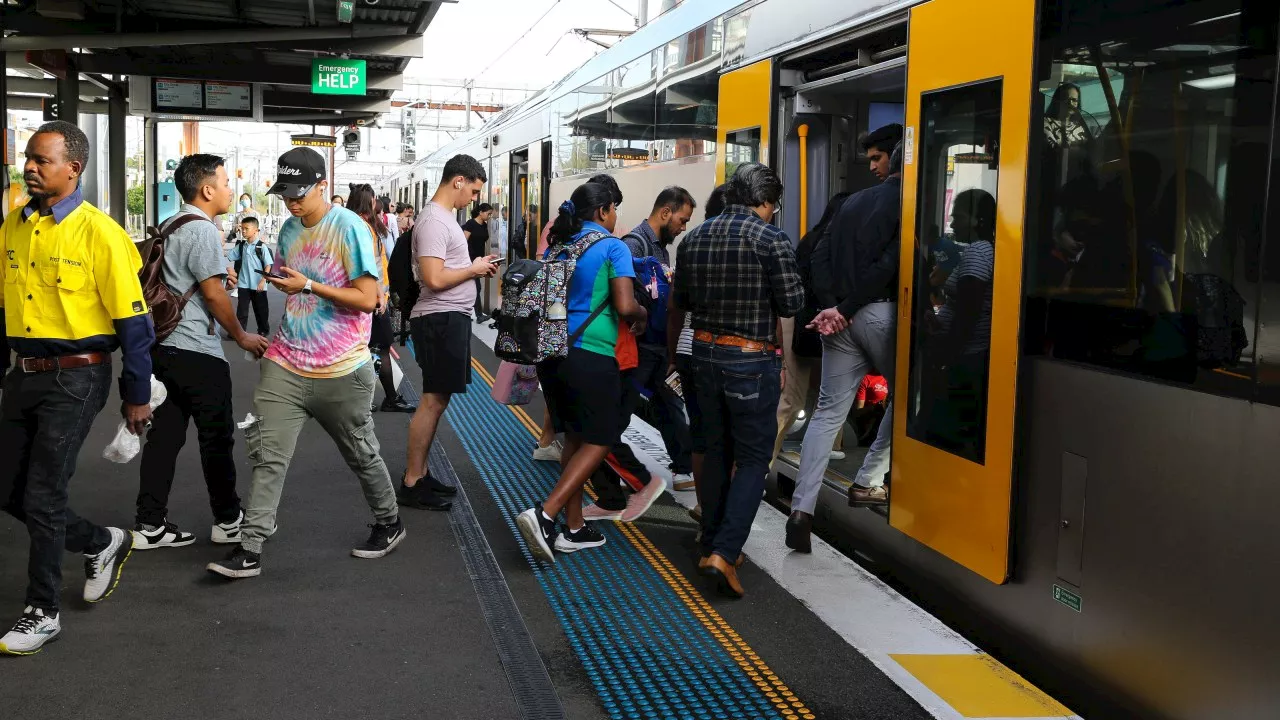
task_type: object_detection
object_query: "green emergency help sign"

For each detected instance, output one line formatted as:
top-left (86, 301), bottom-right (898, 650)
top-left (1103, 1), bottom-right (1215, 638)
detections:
top-left (312, 58), bottom-right (366, 96)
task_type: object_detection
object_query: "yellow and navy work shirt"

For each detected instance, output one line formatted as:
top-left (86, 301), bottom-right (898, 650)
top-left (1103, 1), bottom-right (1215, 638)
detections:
top-left (0, 187), bottom-right (155, 404)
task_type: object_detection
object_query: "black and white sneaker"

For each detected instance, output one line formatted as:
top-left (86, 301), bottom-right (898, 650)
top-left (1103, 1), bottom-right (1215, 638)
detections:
top-left (83, 527), bottom-right (134, 603)
top-left (396, 480), bottom-right (453, 511)
top-left (553, 522), bottom-right (607, 553)
top-left (351, 519), bottom-right (406, 559)
top-left (133, 521), bottom-right (196, 550)
top-left (516, 507), bottom-right (558, 564)
top-left (211, 511), bottom-right (244, 545)
top-left (206, 547), bottom-right (262, 579)
top-left (0, 606), bottom-right (61, 655)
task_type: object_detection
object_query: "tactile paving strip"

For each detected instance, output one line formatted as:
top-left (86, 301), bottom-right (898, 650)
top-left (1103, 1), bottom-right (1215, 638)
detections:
top-left (448, 365), bottom-right (814, 720)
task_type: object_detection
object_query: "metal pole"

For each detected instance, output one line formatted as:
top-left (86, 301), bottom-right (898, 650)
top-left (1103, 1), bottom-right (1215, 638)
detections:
top-left (108, 81), bottom-right (126, 226)
top-left (57, 52), bottom-right (80, 124)
top-left (465, 82), bottom-right (472, 131)
top-left (144, 117), bottom-right (156, 225)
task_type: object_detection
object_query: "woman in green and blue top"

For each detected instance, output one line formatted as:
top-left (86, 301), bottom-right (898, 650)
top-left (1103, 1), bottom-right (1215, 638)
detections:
top-left (516, 181), bottom-right (647, 564)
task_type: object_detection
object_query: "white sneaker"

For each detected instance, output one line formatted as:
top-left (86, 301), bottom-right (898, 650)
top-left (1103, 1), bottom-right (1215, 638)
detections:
top-left (621, 476), bottom-right (667, 522)
top-left (830, 451), bottom-right (847, 461)
top-left (133, 522), bottom-right (196, 550)
top-left (516, 507), bottom-right (557, 564)
top-left (0, 606), bottom-right (60, 655)
top-left (212, 511), bottom-right (244, 545)
top-left (83, 527), bottom-right (133, 604)
top-left (582, 503), bottom-right (623, 522)
top-left (672, 473), bottom-right (696, 491)
top-left (532, 441), bottom-right (563, 463)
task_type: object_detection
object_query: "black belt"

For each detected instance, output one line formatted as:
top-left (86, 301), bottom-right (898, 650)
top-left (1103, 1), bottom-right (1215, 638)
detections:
top-left (867, 297), bottom-right (895, 304)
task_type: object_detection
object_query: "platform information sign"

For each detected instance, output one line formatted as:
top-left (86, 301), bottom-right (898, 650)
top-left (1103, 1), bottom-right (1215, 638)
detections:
top-left (205, 82), bottom-right (251, 112)
top-left (312, 58), bottom-right (366, 96)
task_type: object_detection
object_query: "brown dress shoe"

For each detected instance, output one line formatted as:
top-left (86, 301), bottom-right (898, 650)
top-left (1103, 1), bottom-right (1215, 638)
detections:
top-left (700, 553), bottom-right (745, 598)
top-left (785, 511), bottom-right (812, 553)
top-left (849, 485), bottom-right (888, 506)
top-left (700, 554), bottom-right (745, 569)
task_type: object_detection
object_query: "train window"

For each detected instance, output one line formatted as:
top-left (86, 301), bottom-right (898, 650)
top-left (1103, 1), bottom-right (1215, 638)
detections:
top-left (725, 128), bottom-right (761, 178)
top-left (1026, 0), bottom-right (1278, 399)
top-left (654, 21), bottom-right (721, 163)
top-left (905, 80), bottom-right (1003, 465)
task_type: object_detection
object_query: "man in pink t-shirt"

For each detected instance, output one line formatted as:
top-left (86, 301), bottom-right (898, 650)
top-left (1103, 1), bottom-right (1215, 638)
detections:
top-left (399, 154), bottom-right (500, 511)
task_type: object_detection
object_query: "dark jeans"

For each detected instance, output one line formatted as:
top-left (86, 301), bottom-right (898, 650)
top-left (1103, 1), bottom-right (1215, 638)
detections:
top-left (691, 342), bottom-right (781, 562)
top-left (0, 363), bottom-right (113, 613)
top-left (237, 289), bottom-right (270, 334)
top-left (137, 347), bottom-right (241, 527)
top-left (635, 343), bottom-right (693, 474)
top-left (473, 278), bottom-right (485, 317)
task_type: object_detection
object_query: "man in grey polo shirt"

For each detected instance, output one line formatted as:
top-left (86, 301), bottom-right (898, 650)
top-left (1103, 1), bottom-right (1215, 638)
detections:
top-left (134, 153), bottom-right (268, 549)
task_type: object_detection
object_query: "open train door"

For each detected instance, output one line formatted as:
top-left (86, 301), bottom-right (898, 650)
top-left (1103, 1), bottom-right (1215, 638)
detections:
top-left (891, 0), bottom-right (1036, 583)
top-left (716, 59), bottom-right (773, 182)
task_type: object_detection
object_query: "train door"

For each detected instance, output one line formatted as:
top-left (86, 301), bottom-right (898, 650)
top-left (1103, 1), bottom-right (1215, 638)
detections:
top-left (891, 0), bottom-right (1035, 583)
top-left (716, 59), bottom-right (773, 182)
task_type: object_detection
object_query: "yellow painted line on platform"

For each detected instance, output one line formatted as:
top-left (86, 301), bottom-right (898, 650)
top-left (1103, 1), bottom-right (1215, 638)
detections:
top-left (891, 654), bottom-right (1073, 718)
top-left (469, 356), bottom-right (814, 719)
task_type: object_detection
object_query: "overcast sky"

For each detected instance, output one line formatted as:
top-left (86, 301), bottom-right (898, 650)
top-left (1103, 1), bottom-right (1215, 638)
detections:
top-left (407, 0), bottom-right (643, 88)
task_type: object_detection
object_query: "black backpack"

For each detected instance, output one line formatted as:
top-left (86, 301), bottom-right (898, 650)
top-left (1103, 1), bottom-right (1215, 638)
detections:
top-left (388, 230), bottom-right (419, 314)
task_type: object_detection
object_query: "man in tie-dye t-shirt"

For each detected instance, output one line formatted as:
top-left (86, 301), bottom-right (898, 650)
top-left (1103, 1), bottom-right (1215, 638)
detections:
top-left (206, 147), bottom-right (404, 582)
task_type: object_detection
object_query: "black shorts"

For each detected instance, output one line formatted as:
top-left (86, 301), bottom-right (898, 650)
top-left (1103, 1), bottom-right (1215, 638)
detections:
top-left (538, 348), bottom-right (621, 447)
top-left (410, 311), bottom-right (472, 395)
top-left (369, 311), bottom-right (394, 351)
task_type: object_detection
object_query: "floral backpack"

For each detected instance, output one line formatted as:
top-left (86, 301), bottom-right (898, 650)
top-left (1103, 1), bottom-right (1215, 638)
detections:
top-left (492, 231), bottom-right (609, 365)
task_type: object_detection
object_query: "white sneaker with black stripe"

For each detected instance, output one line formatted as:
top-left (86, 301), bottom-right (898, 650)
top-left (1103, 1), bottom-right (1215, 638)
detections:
top-left (83, 527), bottom-right (133, 603)
top-left (516, 507), bottom-right (558, 564)
top-left (211, 511), bottom-right (244, 545)
top-left (0, 606), bottom-right (60, 655)
top-left (133, 521), bottom-right (196, 550)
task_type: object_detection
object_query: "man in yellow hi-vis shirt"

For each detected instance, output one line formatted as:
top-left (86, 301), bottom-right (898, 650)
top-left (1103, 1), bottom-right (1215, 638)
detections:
top-left (0, 121), bottom-right (155, 656)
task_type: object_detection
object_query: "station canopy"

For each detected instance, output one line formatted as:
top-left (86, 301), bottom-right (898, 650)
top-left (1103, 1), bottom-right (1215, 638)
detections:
top-left (1, 0), bottom-right (452, 125)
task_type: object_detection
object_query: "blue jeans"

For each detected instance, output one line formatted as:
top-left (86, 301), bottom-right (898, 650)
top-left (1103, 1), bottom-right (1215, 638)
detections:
top-left (0, 363), bottom-right (113, 613)
top-left (691, 342), bottom-right (781, 562)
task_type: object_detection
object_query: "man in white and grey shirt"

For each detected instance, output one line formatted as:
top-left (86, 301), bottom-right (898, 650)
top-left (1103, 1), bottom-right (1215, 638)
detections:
top-left (134, 154), bottom-right (269, 549)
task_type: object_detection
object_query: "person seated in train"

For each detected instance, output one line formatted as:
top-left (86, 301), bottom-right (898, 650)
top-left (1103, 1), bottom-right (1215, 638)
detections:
top-left (789, 131), bottom-right (905, 554)
top-left (916, 188), bottom-right (997, 460)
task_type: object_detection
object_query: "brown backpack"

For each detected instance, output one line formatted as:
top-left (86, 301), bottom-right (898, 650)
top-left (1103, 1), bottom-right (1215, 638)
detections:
top-left (137, 214), bottom-right (215, 343)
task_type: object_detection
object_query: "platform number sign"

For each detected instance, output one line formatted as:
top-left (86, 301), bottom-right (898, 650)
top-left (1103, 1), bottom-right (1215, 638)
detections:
top-left (312, 58), bottom-right (366, 96)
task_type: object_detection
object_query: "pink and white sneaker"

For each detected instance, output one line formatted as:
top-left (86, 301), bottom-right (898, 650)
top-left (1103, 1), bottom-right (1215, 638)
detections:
top-left (621, 477), bottom-right (667, 522)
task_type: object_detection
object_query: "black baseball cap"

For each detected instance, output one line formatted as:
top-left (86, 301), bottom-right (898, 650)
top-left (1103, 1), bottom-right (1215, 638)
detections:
top-left (268, 147), bottom-right (326, 199)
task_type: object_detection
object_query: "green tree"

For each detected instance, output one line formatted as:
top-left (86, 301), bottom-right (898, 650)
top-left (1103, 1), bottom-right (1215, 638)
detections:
top-left (127, 185), bottom-right (146, 216)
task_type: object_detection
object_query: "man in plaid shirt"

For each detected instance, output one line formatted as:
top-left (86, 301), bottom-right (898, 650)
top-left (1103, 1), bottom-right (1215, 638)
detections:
top-left (672, 162), bottom-right (803, 598)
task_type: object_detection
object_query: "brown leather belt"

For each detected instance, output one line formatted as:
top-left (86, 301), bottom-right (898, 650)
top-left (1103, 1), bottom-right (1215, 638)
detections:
top-left (693, 330), bottom-right (776, 354)
top-left (18, 351), bottom-right (110, 374)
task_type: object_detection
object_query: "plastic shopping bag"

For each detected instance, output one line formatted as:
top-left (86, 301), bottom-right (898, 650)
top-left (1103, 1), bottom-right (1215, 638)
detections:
top-left (102, 376), bottom-right (169, 464)
top-left (490, 361), bottom-right (539, 406)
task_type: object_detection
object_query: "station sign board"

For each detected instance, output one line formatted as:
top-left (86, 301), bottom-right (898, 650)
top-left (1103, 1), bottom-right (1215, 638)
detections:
top-left (129, 76), bottom-right (262, 121)
top-left (292, 134), bottom-right (338, 148)
top-left (312, 58), bottom-right (367, 96)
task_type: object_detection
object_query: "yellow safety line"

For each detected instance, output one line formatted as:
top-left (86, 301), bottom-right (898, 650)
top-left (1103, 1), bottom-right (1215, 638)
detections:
top-left (468, 356), bottom-right (814, 719)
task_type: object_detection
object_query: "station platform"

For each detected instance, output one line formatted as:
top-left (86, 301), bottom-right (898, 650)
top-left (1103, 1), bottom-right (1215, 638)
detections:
top-left (1, 294), bottom-right (1079, 720)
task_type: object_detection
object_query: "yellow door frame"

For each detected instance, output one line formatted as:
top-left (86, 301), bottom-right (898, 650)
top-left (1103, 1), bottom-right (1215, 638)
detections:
top-left (716, 59), bottom-right (773, 182)
top-left (891, 0), bottom-right (1036, 584)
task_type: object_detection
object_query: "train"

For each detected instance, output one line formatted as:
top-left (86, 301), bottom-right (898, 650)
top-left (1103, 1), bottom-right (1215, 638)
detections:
top-left (381, 1), bottom-right (1280, 718)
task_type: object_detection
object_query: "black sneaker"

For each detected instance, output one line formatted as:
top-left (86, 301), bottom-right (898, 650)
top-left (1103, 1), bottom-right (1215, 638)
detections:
top-left (422, 473), bottom-right (457, 497)
top-left (553, 522), bottom-right (606, 553)
top-left (380, 395), bottom-right (418, 414)
top-left (397, 480), bottom-right (453, 510)
top-left (351, 519), bottom-right (406, 559)
top-left (206, 547), bottom-right (262, 579)
top-left (516, 507), bottom-right (558, 564)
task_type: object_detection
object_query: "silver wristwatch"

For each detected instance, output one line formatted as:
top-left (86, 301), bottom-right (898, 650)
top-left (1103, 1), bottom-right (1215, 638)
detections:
top-left (302, 278), bottom-right (314, 295)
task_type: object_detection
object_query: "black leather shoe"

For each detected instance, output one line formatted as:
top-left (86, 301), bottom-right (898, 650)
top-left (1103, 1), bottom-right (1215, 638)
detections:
top-left (785, 511), bottom-right (812, 554)
top-left (422, 473), bottom-right (458, 497)
top-left (381, 395), bottom-right (418, 414)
